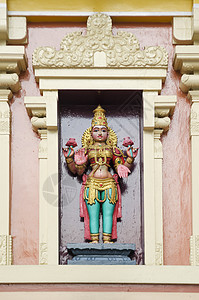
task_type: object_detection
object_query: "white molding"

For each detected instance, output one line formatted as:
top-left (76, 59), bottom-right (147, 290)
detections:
top-left (0, 91), bottom-right (12, 266)
top-left (0, 265), bottom-right (199, 284)
top-left (7, 11), bottom-right (193, 17)
top-left (24, 94), bottom-right (59, 265)
top-left (1, 292), bottom-right (199, 300)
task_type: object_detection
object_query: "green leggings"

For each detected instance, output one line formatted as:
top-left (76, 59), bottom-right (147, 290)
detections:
top-left (85, 189), bottom-right (115, 234)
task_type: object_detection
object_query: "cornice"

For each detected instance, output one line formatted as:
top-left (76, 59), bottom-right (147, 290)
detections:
top-left (173, 45), bottom-right (199, 74)
top-left (0, 46), bottom-right (27, 74)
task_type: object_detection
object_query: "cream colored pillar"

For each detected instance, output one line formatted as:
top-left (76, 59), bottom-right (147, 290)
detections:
top-left (143, 92), bottom-right (156, 265)
top-left (43, 91), bottom-right (59, 265)
top-left (25, 92), bottom-right (59, 265)
top-left (143, 93), bottom-right (176, 265)
top-left (0, 89), bottom-right (12, 265)
top-left (24, 96), bottom-right (54, 265)
top-left (188, 91), bottom-right (199, 266)
top-left (154, 129), bottom-right (164, 265)
top-left (38, 129), bottom-right (48, 265)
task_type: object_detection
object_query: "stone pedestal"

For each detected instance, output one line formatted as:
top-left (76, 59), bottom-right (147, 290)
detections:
top-left (67, 243), bottom-right (136, 265)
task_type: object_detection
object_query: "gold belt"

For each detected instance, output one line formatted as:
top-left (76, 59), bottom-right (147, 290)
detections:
top-left (84, 177), bottom-right (118, 205)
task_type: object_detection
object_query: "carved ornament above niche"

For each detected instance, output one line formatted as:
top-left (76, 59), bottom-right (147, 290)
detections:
top-left (33, 13), bottom-right (168, 69)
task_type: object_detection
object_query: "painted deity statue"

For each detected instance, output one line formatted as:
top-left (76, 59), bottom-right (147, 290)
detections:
top-left (63, 105), bottom-right (138, 243)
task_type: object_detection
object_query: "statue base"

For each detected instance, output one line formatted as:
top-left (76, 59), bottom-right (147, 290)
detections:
top-left (67, 243), bottom-right (136, 265)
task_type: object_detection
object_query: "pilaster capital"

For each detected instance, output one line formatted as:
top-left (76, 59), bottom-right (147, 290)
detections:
top-left (24, 96), bottom-right (48, 134)
top-left (188, 90), bottom-right (199, 103)
top-left (154, 117), bottom-right (170, 132)
top-left (154, 129), bottom-right (164, 140)
top-left (143, 94), bottom-right (176, 132)
top-left (180, 74), bottom-right (199, 93)
top-left (31, 116), bottom-right (47, 132)
top-left (154, 95), bottom-right (177, 132)
top-left (0, 90), bottom-right (12, 102)
top-left (0, 74), bottom-right (20, 93)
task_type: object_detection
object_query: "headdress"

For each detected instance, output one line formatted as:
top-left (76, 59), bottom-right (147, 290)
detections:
top-left (82, 104), bottom-right (117, 148)
top-left (91, 105), bottom-right (107, 128)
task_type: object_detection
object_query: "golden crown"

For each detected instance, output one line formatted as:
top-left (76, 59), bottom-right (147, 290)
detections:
top-left (91, 105), bottom-right (108, 127)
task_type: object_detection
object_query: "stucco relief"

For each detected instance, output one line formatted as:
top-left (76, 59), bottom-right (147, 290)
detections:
top-left (190, 105), bottom-right (199, 136)
top-left (0, 235), bottom-right (12, 265)
top-left (39, 242), bottom-right (48, 265)
top-left (0, 108), bottom-right (10, 134)
top-left (33, 13), bottom-right (168, 69)
top-left (155, 242), bottom-right (163, 265)
top-left (190, 235), bottom-right (199, 266)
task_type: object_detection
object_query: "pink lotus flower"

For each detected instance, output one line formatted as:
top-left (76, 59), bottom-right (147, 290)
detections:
top-left (122, 137), bottom-right (134, 147)
top-left (66, 138), bottom-right (77, 148)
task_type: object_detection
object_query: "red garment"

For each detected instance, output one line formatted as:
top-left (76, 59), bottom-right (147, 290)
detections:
top-left (79, 174), bottom-right (122, 241)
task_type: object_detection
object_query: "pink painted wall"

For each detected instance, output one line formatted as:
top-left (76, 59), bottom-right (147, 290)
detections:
top-left (11, 22), bottom-right (191, 265)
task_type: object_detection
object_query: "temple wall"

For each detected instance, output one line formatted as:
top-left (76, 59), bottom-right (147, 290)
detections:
top-left (10, 22), bottom-right (191, 266)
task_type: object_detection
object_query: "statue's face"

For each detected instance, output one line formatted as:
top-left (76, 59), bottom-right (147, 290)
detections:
top-left (92, 126), bottom-right (108, 142)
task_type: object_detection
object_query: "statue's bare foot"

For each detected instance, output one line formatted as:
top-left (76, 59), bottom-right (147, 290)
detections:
top-left (89, 241), bottom-right (99, 244)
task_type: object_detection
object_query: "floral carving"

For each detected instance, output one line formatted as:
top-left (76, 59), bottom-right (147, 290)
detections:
top-left (40, 242), bottom-right (48, 265)
top-left (0, 235), bottom-right (12, 265)
top-left (155, 242), bottom-right (163, 265)
top-left (190, 235), bottom-right (199, 266)
top-left (0, 120), bottom-right (9, 133)
top-left (33, 13), bottom-right (168, 69)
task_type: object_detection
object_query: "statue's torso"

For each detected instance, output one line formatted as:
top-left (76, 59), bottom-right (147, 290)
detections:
top-left (87, 145), bottom-right (113, 179)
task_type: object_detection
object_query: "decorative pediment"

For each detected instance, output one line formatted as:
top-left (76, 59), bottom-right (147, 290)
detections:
top-left (33, 13), bottom-right (168, 69)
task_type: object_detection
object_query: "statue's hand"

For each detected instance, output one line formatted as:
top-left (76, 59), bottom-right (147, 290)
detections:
top-left (74, 148), bottom-right (88, 165)
top-left (117, 164), bottom-right (131, 178)
top-left (62, 147), bottom-right (74, 158)
top-left (127, 147), bottom-right (139, 158)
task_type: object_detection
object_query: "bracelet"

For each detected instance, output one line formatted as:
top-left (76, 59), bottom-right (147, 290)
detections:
top-left (75, 163), bottom-right (86, 169)
top-left (65, 157), bottom-right (73, 164)
top-left (126, 157), bottom-right (134, 164)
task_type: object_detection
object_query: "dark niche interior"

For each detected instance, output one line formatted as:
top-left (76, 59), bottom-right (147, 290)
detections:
top-left (58, 90), bottom-right (144, 263)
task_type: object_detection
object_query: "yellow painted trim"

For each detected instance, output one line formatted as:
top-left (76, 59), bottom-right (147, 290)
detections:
top-left (7, 11), bottom-right (193, 23)
top-left (19, 16), bottom-right (178, 23)
top-left (7, 0), bottom-right (193, 13)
